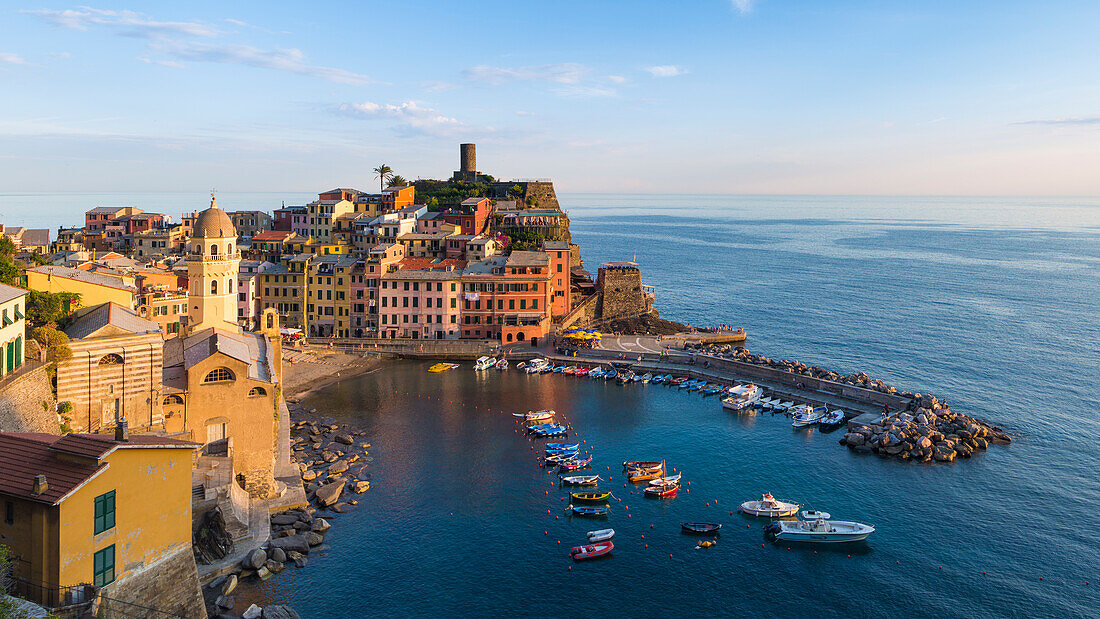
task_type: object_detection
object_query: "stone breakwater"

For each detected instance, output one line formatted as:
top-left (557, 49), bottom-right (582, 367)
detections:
top-left (839, 401), bottom-right (1013, 462)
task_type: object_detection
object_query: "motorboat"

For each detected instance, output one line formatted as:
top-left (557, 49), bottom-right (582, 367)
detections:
top-left (561, 475), bottom-right (601, 485)
top-left (570, 541), bottom-right (613, 560)
top-left (587, 529), bottom-right (615, 542)
top-left (764, 517), bottom-right (874, 543)
top-left (791, 406), bottom-right (828, 427)
top-left (495, 358), bottom-right (509, 370)
top-left (678, 379), bottom-right (700, 390)
top-left (575, 367), bottom-right (591, 377)
top-left (740, 493), bottom-right (800, 517)
top-left (533, 426), bottom-right (568, 438)
top-left (644, 483), bottom-right (678, 498)
top-left (553, 365), bottom-right (566, 373)
top-left (647, 473), bottom-right (682, 486)
top-left (570, 491), bottom-right (611, 502)
top-left (524, 359), bottom-right (549, 374)
top-left (681, 522), bottom-right (722, 534)
top-left (526, 422), bottom-right (563, 433)
top-left (428, 362), bottom-right (460, 373)
top-left (616, 372), bottom-right (634, 384)
top-left (669, 376), bottom-right (689, 386)
top-left (801, 510), bottom-right (831, 520)
top-left (546, 447), bottom-right (580, 457)
top-left (651, 375), bottom-right (665, 384)
top-left (544, 453), bottom-right (580, 464)
top-left (568, 504), bottom-right (610, 517)
top-left (703, 385), bottom-right (725, 396)
top-left (722, 383), bottom-right (763, 410)
top-left (513, 410), bottom-right (555, 422)
top-left (559, 457), bottom-right (594, 472)
top-left (588, 367), bottom-right (605, 379)
top-left (473, 356), bottom-right (495, 371)
top-left (818, 410), bottom-right (846, 430)
top-left (545, 442), bottom-right (579, 451)
top-left (563, 366), bottom-right (578, 375)
top-left (756, 398), bottom-right (778, 409)
top-left (631, 373), bottom-right (644, 383)
top-left (774, 401), bottom-right (795, 412)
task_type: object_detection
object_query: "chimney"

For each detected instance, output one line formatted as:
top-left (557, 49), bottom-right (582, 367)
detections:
top-left (31, 475), bottom-right (48, 497)
top-left (115, 419), bottom-right (129, 442)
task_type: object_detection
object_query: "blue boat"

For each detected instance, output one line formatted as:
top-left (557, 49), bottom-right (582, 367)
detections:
top-left (570, 504), bottom-right (610, 517)
top-left (704, 385), bottom-right (725, 396)
top-left (546, 448), bottom-right (580, 458)
top-left (546, 442), bottom-right (580, 451)
top-left (526, 422), bottom-right (564, 432)
top-left (553, 366), bottom-right (565, 373)
top-left (605, 370), bottom-right (618, 380)
top-left (559, 456), bottom-right (593, 472)
top-left (678, 380), bottom-right (699, 390)
top-left (534, 427), bottom-right (568, 437)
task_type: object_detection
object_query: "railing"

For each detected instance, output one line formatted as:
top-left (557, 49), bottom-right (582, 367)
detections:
top-left (5, 576), bottom-right (95, 614)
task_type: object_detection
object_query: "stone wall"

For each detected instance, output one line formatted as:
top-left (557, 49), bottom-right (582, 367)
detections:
top-left (488, 181), bottom-right (560, 210)
top-left (0, 363), bottom-right (58, 434)
top-left (99, 546), bottom-right (206, 619)
top-left (596, 266), bottom-right (651, 319)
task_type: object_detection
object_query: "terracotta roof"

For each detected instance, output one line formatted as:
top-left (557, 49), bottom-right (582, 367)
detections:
top-left (252, 230), bottom-right (294, 242)
top-left (0, 433), bottom-right (197, 505)
top-left (396, 257), bottom-right (467, 271)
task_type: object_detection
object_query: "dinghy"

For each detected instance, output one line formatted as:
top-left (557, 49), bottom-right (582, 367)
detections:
top-left (568, 504), bottom-right (610, 517)
top-left (560, 475), bottom-right (601, 485)
top-left (623, 461), bottom-right (663, 470)
top-left (627, 468), bottom-right (664, 483)
top-left (513, 410), bottom-right (555, 422)
top-left (681, 522), bottom-right (723, 534)
top-left (644, 483), bottom-right (678, 498)
top-left (558, 457), bottom-right (593, 472)
top-left (495, 358), bottom-right (509, 370)
top-left (428, 362), bottom-right (459, 373)
top-left (818, 409), bottom-right (846, 430)
top-left (791, 405), bottom-right (828, 427)
top-left (570, 541), bottom-right (614, 560)
top-left (570, 491), bottom-right (611, 502)
top-left (647, 473), bottom-right (682, 486)
top-left (587, 528), bottom-right (615, 542)
top-left (546, 442), bottom-right (579, 451)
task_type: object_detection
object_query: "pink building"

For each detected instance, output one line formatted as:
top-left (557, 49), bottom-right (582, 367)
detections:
top-left (378, 257), bottom-right (465, 340)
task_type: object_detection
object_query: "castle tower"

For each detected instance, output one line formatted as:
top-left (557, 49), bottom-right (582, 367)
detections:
top-left (186, 195), bottom-right (240, 332)
top-left (452, 143), bottom-right (479, 182)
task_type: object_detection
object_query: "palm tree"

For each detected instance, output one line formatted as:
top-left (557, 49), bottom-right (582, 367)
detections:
top-left (387, 174), bottom-right (408, 188)
top-left (373, 164), bottom-right (393, 192)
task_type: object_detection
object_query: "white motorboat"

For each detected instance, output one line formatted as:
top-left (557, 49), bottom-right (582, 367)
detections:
top-left (721, 383), bottom-right (763, 411)
top-left (473, 356), bottom-right (495, 371)
top-left (801, 510), bottom-right (831, 520)
top-left (757, 398), bottom-right (778, 409)
top-left (765, 517), bottom-right (874, 543)
top-left (512, 409), bottom-right (555, 422)
top-left (774, 401), bottom-right (795, 411)
top-left (496, 358), bottom-right (509, 370)
top-left (524, 359), bottom-right (549, 374)
top-left (587, 528), bottom-right (615, 542)
top-left (588, 367), bottom-right (605, 379)
top-left (740, 493), bottom-right (800, 517)
top-left (818, 409), bottom-right (846, 429)
top-left (791, 405), bottom-right (828, 427)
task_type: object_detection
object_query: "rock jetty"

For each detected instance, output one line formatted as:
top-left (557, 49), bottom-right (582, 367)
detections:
top-left (839, 402), bottom-right (1012, 463)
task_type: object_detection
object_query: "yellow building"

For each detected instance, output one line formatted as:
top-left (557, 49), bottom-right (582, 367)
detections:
top-left (25, 265), bottom-right (137, 311)
top-left (0, 430), bottom-right (205, 617)
top-left (257, 256), bottom-right (309, 329)
top-left (305, 254), bottom-right (356, 338)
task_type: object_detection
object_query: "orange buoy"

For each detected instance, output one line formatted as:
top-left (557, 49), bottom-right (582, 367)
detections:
top-left (545, 531), bottom-right (548, 535)
top-left (628, 514), bottom-right (632, 518)
top-left (645, 544), bottom-right (648, 548)
top-left (557, 540), bottom-right (561, 544)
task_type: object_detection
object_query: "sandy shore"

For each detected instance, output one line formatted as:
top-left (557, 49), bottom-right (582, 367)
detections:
top-left (281, 349), bottom-right (382, 399)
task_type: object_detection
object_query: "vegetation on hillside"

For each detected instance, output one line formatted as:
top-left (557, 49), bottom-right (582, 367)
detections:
top-left (413, 178), bottom-right (496, 210)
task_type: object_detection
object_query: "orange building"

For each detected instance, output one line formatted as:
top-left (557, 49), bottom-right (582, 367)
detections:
top-left (541, 241), bottom-right (572, 318)
top-left (460, 251), bottom-right (552, 344)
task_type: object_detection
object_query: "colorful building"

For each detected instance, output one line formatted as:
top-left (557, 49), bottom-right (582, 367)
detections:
top-left (0, 431), bottom-right (204, 617)
top-left (378, 257), bottom-right (465, 339)
top-left (460, 251), bottom-right (553, 343)
top-left (542, 240), bottom-right (572, 318)
top-left (25, 265), bottom-right (138, 311)
top-left (0, 283), bottom-right (27, 379)
top-left (305, 254), bottom-right (357, 338)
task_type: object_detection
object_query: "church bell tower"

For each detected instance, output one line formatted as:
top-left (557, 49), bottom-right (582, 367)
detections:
top-left (186, 194), bottom-right (240, 332)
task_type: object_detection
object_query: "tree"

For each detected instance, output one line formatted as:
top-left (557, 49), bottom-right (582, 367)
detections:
top-left (387, 174), bottom-right (408, 187)
top-left (32, 325), bottom-right (72, 363)
top-left (373, 164), bottom-right (393, 192)
top-left (0, 236), bottom-right (17, 285)
top-left (25, 290), bottom-right (81, 327)
top-left (507, 184), bottom-right (524, 202)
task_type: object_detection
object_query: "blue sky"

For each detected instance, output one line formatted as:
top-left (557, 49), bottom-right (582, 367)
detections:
top-left (1, 0), bottom-right (1098, 194)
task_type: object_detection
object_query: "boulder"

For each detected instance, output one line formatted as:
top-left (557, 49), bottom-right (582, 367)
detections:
top-left (256, 566), bottom-right (272, 580)
top-left (268, 535), bottom-right (311, 555)
top-left (301, 469), bottom-right (318, 482)
top-left (311, 518), bottom-right (331, 533)
top-left (315, 481), bottom-right (345, 507)
top-left (844, 433), bottom-right (865, 446)
top-left (243, 604), bottom-right (264, 619)
top-left (286, 550), bottom-right (305, 561)
top-left (991, 433), bottom-right (1012, 445)
top-left (294, 557), bottom-right (308, 568)
top-left (271, 514), bottom-right (299, 526)
top-left (974, 437), bottom-right (989, 450)
top-left (954, 443), bottom-right (973, 458)
top-left (915, 436), bottom-right (932, 450)
top-left (335, 434), bottom-right (354, 445)
top-left (263, 606), bottom-right (302, 619)
top-left (221, 574), bottom-right (238, 596)
top-left (884, 444), bottom-right (904, 455)
top-left (353, 481), bottom-right (371, 493)
top-left (328, 460), bottom-right (349, 474)
top-left (933, 446), bottom-right (956, 462)
top-left (306, 531), bottom-right (324, 546)
top-left (243, 548), bottom-right (267, 570)
top-left (270, 547), bottom-right (287, 563)
top-left (266, 559), bottom-right (285, 574)
top-left (331, 502), bottom-right (357, 513)
top-left (321, 451), bottom-right (339, 463)
top-left (215, 595), bottom-right (235, 610)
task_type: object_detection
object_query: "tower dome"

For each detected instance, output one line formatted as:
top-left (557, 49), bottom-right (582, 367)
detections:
top-left (193, 195), bottom-right (236, 238)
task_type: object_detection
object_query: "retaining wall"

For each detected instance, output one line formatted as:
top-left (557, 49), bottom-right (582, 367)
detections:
top-left (0, 362), bottom-right (58, 434)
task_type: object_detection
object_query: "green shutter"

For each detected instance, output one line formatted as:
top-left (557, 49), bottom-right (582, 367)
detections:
top-left (93, 545), bottom-right (115, 587)
top-left (94, 490), bottom-right (115, 534)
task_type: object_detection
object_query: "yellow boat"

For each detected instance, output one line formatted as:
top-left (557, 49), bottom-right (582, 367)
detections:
top-left (627, 468), bottom-right (664, 483)
top-left (570, 491), bottom-right (611, 502)
top-left (428, 363), bottom-right (459, 373)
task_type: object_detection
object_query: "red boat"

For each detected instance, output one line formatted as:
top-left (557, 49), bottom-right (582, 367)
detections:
top-left (669, 376), bottom-right (689, 385)
top-left (644, 483), bottom-right (679, 498)
top-left (570, 541), bottom-right (614, 560)
top-left (574, 367), bottom-right (591, 376)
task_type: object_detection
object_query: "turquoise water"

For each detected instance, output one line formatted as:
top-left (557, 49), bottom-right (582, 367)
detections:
top-left (5, 192), bottom-right (1099, 616)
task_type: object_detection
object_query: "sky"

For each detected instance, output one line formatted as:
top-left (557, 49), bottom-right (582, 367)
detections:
top-left (1, 0), bottom-right (1099, 195)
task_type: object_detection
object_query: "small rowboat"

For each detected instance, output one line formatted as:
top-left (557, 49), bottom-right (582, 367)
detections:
top-left (546, 443), bottom-right (579, 451)
top-left (569, 504), bottom-right (610, 517)
top-left (533, 427), bottom-right (568, 437)
top-left (570, 541), bottom-right (613, 560)
top-left (623, 461), bottom-right (662, 470)
top-left (571, 491), bottom-right (611, 502)
top-left (681, 522), bottom-right (723, 534)
top-left (526, 422), bottom-right (562, 432)
top-left (545, 448), bottom-right (580, 457)
top-left (587, 528), bottom-right (615, 542)
top-left (644, 483), bottom-right (678, 498)
top-left (559, 457), bottom-right (593, 472)
top-left (561, 475), bottom-right (601, 485)
top-left (544, 453), bottom-right (579, 465)
top-left (648, 474), bottom-right (682, 486)
top-left (627, 468), bottom-right (664, 483)
top-left (513, 410), bottom-right (555, 422)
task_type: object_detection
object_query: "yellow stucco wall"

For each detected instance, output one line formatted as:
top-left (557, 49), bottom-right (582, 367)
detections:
top-left (56, 446), bottom-right (193, 588)
top-left (25, 271), bottom-right (136, 310)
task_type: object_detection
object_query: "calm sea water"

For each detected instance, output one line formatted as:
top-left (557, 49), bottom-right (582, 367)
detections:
top-left (5, 193), bottom-right (1099, 616)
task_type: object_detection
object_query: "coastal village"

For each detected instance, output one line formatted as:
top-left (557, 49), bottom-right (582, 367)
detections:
top-left (0, 144), bottom-right (1011, 619)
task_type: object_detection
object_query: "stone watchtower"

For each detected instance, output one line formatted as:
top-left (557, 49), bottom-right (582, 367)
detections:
top-left (452, 143), bottom-right (480, 182)
top-left (185, 195), bottom-right (240, 333)
top-left (596, 262), bottom-right (654, 320)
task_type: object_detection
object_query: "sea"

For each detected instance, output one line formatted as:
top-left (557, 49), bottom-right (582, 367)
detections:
top-left (3, 193), bottom-right (1098, 617)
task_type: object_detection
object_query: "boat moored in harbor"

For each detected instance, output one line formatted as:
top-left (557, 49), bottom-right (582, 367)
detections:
top-left (570, 541), bottom-right (614, 560)
top-left (740, 493), bottom-right (800, 517)
top-left (587, 528), bottom-right (615, 542)
top-left (764, 517), bottom-right (874, 543)
top-left (722, 383), bottom-right (763, 410)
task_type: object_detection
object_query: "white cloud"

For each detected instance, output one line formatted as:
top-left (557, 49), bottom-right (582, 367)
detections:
top-left (22, 7), bottom-right (219, 38)
top-left (644, 65), bottom-right (686, 78)
top-left (463, 63), bottom-right (590, 85)
top-left (730, 0), bottom-right (755, 13)
top-left (1013, 116), bottom-right (1100, 127)
top-left (607, 74), bottom-right (628, 84)
top-left (153, 41), bottom-right (369, 84)
top-left (337, 101), bottom-right (471, 137)
top-left (0, 52), bottom-right (29, 66)
top-left (515, 110), bottom-right (536, 117)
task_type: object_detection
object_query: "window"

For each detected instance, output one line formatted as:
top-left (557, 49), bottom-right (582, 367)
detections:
top-left (203, 368), bottom-right (235, 383)
top-left (93, 545), bottom-right (115, 587)
top-left (98, 353), bottom-right (123, 365)
top-left (4, 501), bottom-right (12, 525)
top-left (248, 387), bottom-right (267, 397)
top-left (163, 395), bottom-right (183, 405)
top-left (211, 280), bottom-right (218, 294)
top-left (94, 490), bottom-right (115, 534)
